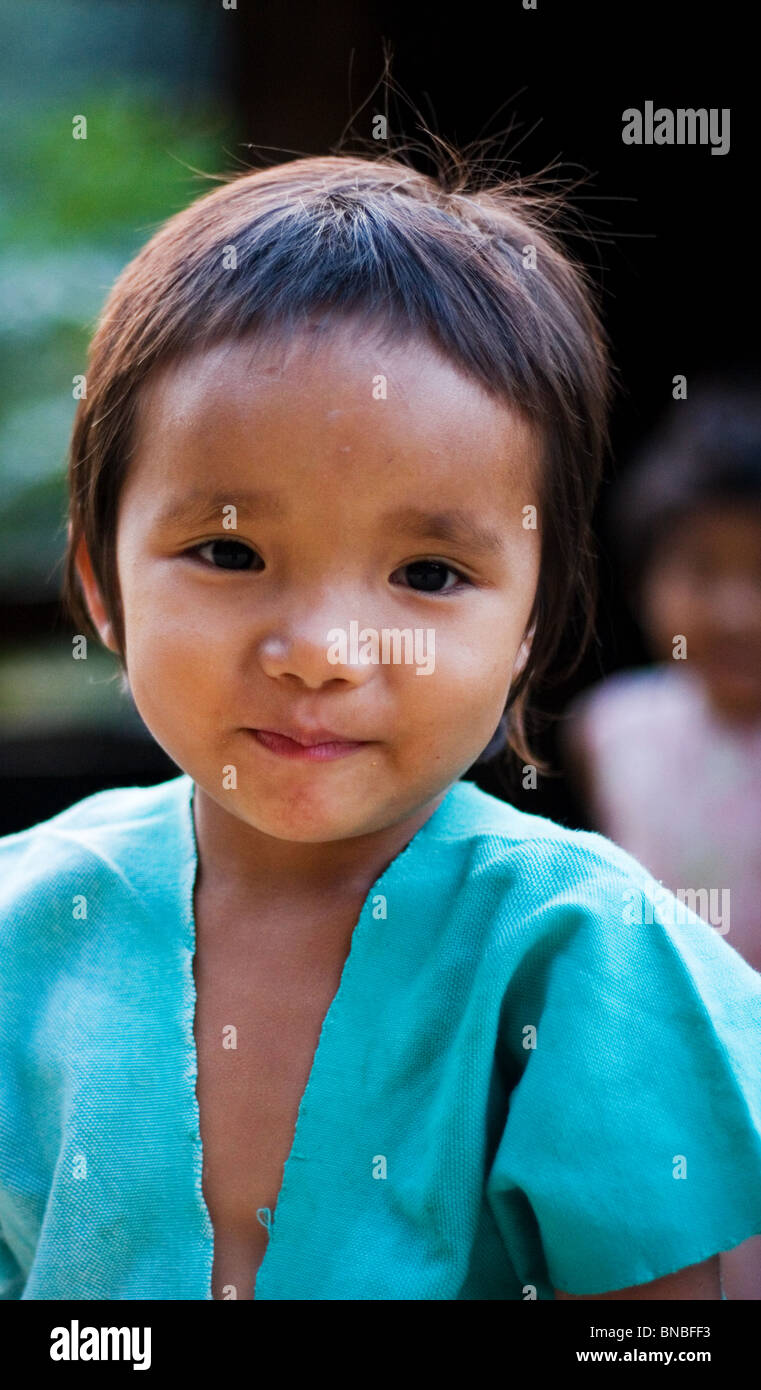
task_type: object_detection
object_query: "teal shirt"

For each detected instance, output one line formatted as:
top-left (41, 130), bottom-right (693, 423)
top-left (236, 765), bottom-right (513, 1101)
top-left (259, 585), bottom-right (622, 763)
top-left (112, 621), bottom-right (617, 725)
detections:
top-left (1, 773), bottom-right (760, 1300)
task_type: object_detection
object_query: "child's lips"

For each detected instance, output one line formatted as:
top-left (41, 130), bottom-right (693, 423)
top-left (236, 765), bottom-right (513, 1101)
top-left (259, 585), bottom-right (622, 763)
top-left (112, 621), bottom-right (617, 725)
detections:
top-left (244, 727), bottom-right (373, 761)
top-left (254, 723), bottom-right (365, 746)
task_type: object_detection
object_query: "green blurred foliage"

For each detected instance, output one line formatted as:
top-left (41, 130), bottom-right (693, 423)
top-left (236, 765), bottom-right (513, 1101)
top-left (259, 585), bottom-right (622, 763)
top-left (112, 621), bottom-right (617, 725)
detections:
top-left (0, 86), bottom-right (239, 603)
top-left (0, 638), bottom-right (144, 736)
top-left (0, 17), bottom-right (241, 735)
top-left (2, 87), bottom-right (231, 248)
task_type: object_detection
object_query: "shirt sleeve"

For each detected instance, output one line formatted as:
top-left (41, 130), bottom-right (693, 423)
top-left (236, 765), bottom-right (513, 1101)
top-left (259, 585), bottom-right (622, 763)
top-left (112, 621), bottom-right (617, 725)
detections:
top-left (0, 1230), bottom-right (24, 1299)
top-left (486, 877), bottom-right (761, 1297)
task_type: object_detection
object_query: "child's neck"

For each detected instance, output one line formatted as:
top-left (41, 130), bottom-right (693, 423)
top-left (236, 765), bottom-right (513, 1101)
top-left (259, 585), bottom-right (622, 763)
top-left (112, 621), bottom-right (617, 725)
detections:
top-left (191, 782), bottom-right (450, 911)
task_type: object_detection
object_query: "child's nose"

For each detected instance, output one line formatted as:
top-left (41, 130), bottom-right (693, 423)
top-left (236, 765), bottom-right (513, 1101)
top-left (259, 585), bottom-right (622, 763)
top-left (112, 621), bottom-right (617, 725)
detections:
top-left (256, 612), bottom-right (378, 689)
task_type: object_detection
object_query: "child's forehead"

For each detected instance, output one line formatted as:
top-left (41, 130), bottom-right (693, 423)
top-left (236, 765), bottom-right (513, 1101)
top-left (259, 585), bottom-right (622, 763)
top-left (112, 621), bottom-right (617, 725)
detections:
top-left (673, 498), bottom-right (761, 531)
top-left (656, 501), bottom-right (761, 562)
top-left (132, 331), bottom-right (544, 490)
top-left (140, 327), bottom-right (495, 406)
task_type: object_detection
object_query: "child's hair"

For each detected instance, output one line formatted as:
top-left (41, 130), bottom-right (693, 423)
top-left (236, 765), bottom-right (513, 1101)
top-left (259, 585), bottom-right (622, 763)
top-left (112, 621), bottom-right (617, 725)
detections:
top-left (61, 147), bottom-right (614, 775)
top-left (608, 373), bottom-right (761, 602)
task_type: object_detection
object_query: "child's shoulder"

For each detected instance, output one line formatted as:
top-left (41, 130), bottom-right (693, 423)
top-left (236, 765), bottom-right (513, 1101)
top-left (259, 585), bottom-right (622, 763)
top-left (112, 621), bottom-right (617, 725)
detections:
top-left (448, 779), bottom-right (761, 997)
top-left (565, 663), bottom-right (701, 741)
top-left (447, 775), bottom-right (656, 893)
top-left (0, 774), bottom-right (191, 916)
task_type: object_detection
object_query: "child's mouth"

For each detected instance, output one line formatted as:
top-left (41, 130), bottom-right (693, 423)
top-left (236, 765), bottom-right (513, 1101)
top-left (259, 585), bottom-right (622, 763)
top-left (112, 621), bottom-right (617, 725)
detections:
top-left (246, 728), bottom-right (371, 761)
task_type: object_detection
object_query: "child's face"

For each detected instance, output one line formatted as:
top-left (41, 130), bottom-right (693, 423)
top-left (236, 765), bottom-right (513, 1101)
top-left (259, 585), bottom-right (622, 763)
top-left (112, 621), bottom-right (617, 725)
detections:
top-left (639, 502), bottom-right (761, 720)
top-left (77, 326), bottom-right (542, 842)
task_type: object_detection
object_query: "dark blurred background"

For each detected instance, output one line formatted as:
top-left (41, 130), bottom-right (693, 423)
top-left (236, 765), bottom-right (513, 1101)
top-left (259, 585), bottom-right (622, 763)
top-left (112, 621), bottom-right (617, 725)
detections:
top-left (0, 0), bottom-right (754, 834)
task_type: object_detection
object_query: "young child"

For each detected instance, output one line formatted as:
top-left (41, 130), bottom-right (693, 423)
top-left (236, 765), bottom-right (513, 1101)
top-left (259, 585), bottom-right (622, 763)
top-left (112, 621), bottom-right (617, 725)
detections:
top-left (1, 154), bottom-right (761, 1302)
top-left (562, 379), bottom-right (761, 1298)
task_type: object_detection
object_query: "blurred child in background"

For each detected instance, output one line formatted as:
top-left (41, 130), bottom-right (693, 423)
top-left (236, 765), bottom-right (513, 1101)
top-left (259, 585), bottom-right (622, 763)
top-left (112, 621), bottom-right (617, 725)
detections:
top-left (562, 375), bottom-right (761, 1298)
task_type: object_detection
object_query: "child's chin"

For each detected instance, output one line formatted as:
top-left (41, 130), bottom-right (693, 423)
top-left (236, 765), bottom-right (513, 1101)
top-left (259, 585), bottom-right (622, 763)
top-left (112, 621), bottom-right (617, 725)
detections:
top-left (242, 795), bottom-right (375, 842)
top-left (704, 675), bottom-right (761, 721)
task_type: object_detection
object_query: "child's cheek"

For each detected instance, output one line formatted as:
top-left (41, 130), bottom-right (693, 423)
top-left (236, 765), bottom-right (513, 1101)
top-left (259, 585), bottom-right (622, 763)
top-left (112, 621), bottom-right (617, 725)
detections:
top-left (412, 640), bottom-right (510, 750)
top-left (122, 603), bottom-right (220, 741)
top-left (641, 567), bottom-right (695, 653)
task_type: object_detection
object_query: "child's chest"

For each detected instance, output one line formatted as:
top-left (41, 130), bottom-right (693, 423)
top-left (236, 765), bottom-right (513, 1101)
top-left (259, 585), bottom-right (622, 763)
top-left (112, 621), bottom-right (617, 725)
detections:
top-left (191, 891), bottom-right (361, 1300)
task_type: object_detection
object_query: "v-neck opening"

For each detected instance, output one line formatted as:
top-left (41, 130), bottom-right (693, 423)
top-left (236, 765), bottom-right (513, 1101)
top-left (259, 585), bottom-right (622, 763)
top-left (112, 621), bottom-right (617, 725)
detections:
top-left (178, 773), bottom-right (465, 1301)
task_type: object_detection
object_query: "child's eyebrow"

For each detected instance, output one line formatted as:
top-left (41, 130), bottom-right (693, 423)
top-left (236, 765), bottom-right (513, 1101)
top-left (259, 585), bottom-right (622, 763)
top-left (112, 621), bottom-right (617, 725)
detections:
top-left (155, 490), bottom-right (505, 555)
top-left (154, 488), bottom-right (287, 528)
top-left (384, 506), bottom-right (506, 556)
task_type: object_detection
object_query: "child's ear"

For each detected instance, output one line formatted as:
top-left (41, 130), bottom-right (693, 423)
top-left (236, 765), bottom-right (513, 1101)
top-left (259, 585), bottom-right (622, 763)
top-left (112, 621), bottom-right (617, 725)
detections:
top-left (72, 533), bottom-right (119, 653)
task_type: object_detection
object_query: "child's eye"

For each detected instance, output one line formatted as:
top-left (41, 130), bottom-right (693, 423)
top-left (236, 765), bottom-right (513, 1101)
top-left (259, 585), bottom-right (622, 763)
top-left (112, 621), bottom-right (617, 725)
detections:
top-left (391, 560), bottom-right (472, 593)
top-left (188, 539), bottom-right (263, 570)
top-left (185, 544), bottom-right (469, 592)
